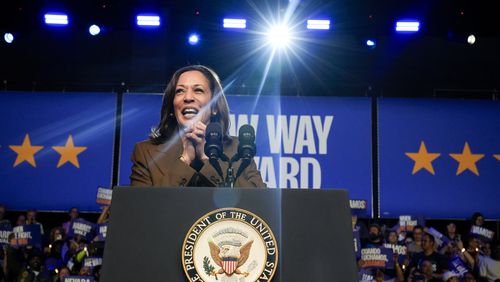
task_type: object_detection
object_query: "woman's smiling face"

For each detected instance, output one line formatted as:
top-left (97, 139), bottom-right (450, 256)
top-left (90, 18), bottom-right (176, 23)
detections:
top-left (173, 70), bottom-right (212, 128)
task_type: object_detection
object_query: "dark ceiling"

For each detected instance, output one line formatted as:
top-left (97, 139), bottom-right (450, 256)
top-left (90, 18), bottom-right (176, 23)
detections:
top-left (0, 0), bottom-right (499, 99)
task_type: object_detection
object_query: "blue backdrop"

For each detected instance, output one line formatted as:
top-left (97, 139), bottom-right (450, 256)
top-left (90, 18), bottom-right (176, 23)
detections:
top-left (378, 98), bottom-right (500, 219)
top-left (4, 92), bottom-right (498, 219)
top-left (0, 92), bottom-right (116, 211)
top-left (118, 94), bottom-right (374, 215)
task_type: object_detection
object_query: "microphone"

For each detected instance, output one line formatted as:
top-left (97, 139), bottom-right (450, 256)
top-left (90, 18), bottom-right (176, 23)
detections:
top-left (234, 125), bottom-right (256, 180)
top-left (205, 122), bottom-right (223, 159)
top-left (237, 124), bottom-right (256, 160)
top-left (204, 122), bottom-right (224, 180)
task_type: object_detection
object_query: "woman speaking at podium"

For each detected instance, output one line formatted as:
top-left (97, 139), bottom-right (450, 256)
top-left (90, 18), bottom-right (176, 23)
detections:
top-left (129, 65), bottom-right (265, 188)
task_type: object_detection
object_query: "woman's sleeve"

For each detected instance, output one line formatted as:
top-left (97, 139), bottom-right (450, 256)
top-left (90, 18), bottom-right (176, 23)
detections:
top-left (130, 143), bottom-right (153, 187)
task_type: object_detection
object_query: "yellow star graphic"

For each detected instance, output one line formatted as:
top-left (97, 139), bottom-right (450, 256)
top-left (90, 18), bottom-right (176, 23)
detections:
top-left (405, 141), bottom-right (441, 175)
top-left (494, 154), bottom-right (500, 161)
top-left (52, 135), bottom-right (87, 168)
top-left (9, 134), bottom-right (44, 167)
top-left (449, 142), bottom-right (484, 176)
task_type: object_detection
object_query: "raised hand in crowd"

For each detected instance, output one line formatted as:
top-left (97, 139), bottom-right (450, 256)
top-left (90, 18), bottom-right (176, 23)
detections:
top-left (97, 205), bottom-right (110, 224)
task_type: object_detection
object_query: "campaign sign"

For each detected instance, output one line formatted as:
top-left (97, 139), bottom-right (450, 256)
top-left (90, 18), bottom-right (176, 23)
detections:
top-left (354, 228), bottom-right (361, 259)
top-left (94, 223), bottom-right (107, 242)
top-left (383, 243), bottom-right (407, 265)
top-left (426, 227), bottom-right (451, 250)
top-left (0, 92), bottom-right (116, 212)
top-left (449, 255), bottom-right (469, 277)
top-left (95, 187), bottom-right (112, 206)
top-left (350, 199), bottom-right (368, 217)
top-left (379, 98), bottom-right (500, 219)
top-left (13, 224), bottom-right (41, 247)
top-left (83, 257), bottom-right (103, 268)
top-left (68, 219), bottom-right (95, 241)
top-left (118, 94), bottom-right (373, 213)
top-left (361, 247), bottom-right (394, 269)
top-left (398, 215), bottom-right (418, 232)
top-left (63, 276), bottom-right (95, 282)
top-left (470, 225), bottom-right (494, 242)
top-left (0, 224), bottom-right (13, 245)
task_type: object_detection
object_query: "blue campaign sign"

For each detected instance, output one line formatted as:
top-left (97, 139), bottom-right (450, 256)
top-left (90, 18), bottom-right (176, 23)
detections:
top-left (469, 225), bottom-right (494, 242)
top-left (118, 94), bottom-right (373, 212)
top-left (378, 98), bottom-right (500, 219)
top-left (449, 255), bottom-right (469, 277)
top-left (426, 227), bottom-right (451, 251)
top-left (68, 218), bottom-right (95, 241)
top-left (0, 92), bottom-right (116, 212)
top-left (13, 224), bottom-right (41, 247)
top-left (83, 257), bottom-right (103, 268)
top-left (63, 276), bottom-right (95, 282)
top-left (360, 247), bottom-right (394, 269)
top-left (94, 222), bottom-right (108, 241)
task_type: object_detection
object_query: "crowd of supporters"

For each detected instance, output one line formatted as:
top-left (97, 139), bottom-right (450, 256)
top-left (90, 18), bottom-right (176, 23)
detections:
top-left (354, 212), bottom-right (500, 282)
top-left (1, 202), bottom-right (499, 282)
top-left (0, 205), bottom-right (109, 282)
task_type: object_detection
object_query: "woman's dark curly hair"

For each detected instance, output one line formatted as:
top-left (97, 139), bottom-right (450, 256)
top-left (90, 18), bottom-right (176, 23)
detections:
top-left (150, 65), bottom-right (230, 144)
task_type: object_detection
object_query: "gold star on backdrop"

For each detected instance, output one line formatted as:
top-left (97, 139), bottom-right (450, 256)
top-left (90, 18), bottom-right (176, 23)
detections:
top-left (449, 142), bottom-right (484, 176)
top-left (9, 134), bottom-right (44, 167)
top-left (405, 141), bottom-right (441, 175)
top-left (494, 154), bottom-right (500, 161)
top-left (52, 135), bottom-right (87, 168)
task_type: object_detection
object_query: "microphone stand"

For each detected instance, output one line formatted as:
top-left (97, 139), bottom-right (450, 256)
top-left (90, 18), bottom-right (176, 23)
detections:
top-left (216, 154), bottom-right (235, 188)
top-left (221, 153), bottom-right (237, 188)
top-left (225, 161), bottom-right (235, 188)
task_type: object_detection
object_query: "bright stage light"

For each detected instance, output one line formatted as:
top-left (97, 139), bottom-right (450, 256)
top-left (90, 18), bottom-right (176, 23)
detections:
top-left (395, 21), bottom-right (420, 32)
top-left (266, 25), bottom-right (291, 48)
top-left (366, 39), bottom-right (376, 48)
top-left (136, 15), bottom-right (160, 27)
top-left (44, 13), bottom-right (69, 26)
top-left (223, 18), bottom-right (246, 29)
top-left (4, 33), bottom-right (14, 44)
top-left (89, 25), bottom-right (101, 36)
top-left (306, 19), bottom-right (330, 30)
top-left (188, 33), bottom-right (200, 45)
top-left (467, 34), bottom-right (476, 45)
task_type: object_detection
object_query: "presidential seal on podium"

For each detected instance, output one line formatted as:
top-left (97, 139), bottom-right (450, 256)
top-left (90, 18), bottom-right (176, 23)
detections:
top-left (182, 208), bottom-right (278, 282)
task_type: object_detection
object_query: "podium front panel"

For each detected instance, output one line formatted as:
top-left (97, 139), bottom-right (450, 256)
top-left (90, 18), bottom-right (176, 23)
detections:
top-left (101, 187), bottom-right (357, 282)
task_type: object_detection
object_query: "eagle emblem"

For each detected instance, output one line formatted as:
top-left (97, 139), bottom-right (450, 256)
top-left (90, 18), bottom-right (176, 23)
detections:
top-left (207, 228), bottom-right (254, 279)
top-left (182, 208), bottom-right (278, 282)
